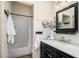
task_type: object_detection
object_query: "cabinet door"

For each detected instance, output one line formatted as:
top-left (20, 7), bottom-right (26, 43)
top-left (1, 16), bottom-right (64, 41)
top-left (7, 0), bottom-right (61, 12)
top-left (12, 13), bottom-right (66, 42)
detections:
top-left (40, 42), bottom-right (45, 58)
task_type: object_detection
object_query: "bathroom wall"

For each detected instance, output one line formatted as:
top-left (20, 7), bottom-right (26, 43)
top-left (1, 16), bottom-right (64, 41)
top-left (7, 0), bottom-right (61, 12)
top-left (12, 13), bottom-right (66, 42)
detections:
top-left (34, 1), bottom-right (53, 21)
top-left (18, 1), bottom-right (33, 6)
top-left (0, 1), bottom-right (3, 57)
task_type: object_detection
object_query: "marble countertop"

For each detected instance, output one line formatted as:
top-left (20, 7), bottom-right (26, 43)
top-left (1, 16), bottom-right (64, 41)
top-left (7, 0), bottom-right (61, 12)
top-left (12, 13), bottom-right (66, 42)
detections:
top-left (41, 39), bottom-right (79, 58)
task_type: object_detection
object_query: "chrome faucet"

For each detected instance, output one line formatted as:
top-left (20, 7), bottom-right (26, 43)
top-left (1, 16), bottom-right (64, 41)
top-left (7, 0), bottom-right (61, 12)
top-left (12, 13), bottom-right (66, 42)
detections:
top-left (59, 36), bottom-right (71, 44)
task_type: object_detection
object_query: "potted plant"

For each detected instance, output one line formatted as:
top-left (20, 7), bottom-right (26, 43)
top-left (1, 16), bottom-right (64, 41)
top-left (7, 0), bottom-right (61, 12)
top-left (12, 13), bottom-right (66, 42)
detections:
top-left (42, 20), bottom-right (55, 39)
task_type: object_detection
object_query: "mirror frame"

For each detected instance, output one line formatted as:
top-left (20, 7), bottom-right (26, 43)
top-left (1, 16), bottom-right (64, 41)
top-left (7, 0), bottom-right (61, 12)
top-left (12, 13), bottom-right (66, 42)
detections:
top-left (56, 2), bottom-right (78, 34)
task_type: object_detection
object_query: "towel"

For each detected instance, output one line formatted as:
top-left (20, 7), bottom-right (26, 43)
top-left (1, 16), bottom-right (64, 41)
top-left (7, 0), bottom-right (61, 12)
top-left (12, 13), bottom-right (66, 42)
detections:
top-left (7, 14), bottom-right (16, 44)
top-left (34, 34), bottom-right (42, 50)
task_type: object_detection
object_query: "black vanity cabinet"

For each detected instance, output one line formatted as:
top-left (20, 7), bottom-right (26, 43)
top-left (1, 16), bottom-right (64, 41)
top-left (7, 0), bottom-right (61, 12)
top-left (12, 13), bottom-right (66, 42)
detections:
top-left (40, 42), bottom-right (74, 58)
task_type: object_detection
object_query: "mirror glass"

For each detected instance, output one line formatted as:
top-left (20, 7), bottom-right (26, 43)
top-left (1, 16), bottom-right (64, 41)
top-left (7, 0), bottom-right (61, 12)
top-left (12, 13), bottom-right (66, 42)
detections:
top-left (58, 7), bottom-right (74, 29)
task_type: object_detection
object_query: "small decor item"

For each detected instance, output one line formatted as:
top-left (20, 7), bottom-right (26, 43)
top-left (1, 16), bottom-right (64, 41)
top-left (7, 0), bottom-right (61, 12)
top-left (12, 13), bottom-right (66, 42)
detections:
top-left (42, 20), bottom-right (55, 39)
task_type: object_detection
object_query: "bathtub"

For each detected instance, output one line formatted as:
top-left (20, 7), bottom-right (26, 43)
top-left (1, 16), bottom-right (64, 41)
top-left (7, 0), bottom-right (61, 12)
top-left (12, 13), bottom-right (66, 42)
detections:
top-left (9, 47), bottom-right (32, 58)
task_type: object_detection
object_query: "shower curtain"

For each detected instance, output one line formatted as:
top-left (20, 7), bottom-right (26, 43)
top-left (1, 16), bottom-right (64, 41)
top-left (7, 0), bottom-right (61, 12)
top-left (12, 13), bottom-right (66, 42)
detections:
top-left (9, 15), bottom-right (32, 57)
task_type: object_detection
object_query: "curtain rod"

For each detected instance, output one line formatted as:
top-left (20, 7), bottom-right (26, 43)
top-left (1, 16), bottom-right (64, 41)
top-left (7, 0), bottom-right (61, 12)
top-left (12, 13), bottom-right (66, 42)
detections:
top-left (4, 10), bottom-right (33, 18)
top-left (10, 13), bottom-right (33, 18)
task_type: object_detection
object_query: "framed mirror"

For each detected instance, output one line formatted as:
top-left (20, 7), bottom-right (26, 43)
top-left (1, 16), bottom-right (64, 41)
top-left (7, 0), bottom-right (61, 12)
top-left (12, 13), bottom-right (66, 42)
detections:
top-left (56, 2), bottom-right (78, 34)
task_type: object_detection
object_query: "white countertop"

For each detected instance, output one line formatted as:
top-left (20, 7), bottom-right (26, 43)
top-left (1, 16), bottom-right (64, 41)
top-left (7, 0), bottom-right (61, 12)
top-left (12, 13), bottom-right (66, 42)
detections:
top-left (41, 39), bottom-right (79, 58)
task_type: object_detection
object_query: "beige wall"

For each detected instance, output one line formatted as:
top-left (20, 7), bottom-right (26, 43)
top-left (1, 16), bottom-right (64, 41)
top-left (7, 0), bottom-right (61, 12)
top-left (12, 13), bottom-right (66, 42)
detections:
top-left (4, 1), bottom-right (12, 11)
top-left (11, 1), bottom-right (33, 16)
top-left (18, 1), bottom-right (33, 6)
top-left (0, 1), bottom-right (3, 57)
top-left (34, 1), bottom-right (53, 20)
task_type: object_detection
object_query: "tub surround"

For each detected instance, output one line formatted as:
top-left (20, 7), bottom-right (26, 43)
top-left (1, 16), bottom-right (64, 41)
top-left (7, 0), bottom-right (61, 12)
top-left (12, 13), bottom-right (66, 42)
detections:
top-left (41, 39), bottom-right (79, 58)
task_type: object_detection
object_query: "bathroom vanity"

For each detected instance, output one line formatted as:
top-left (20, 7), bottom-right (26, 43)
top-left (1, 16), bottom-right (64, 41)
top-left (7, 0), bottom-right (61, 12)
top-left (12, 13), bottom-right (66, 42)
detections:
top-left (40, 39), bottom-right (79, 58)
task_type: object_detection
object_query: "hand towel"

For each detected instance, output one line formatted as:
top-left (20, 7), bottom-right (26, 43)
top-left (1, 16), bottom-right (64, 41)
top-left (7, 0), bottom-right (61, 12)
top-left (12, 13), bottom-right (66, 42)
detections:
top-left (34, 34), bottom-right (42, 50)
